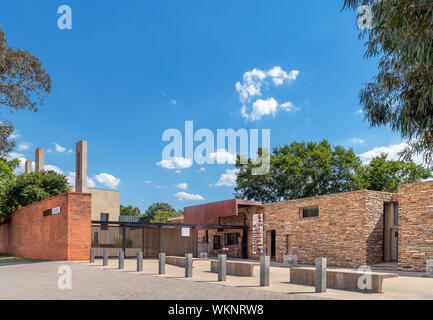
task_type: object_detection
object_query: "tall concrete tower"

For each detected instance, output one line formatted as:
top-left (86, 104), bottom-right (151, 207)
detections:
top-left (75, 140), bottom-right (88, 193)
top-left (35, 148), bottom-right (44, 172)
top-left (25, 160), bottom-right (32, 174)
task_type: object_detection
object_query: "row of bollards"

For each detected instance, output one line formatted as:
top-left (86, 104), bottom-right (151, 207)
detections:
top-left (90, 249), bottom-right (326, 291)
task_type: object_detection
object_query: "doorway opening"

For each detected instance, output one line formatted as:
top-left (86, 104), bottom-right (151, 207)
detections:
top-left (384, 202), bottom-right (399, 262)
top-left (270, 230), bottom-right (276, 260)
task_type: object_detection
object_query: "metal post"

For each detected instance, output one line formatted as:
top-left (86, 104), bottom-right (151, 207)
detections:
top-left (137, 251), bottom-right (143, 272)
top-left (185, 253), bottom-right (193, 278)
top-left (427, 260), bottom-right (433, 275)
top-left (260, 255), bottom-right (270, 287)
top-left (315, 257), bottom-right (327, 293)
top-left (90, 249), bottom-right (95, 263)
top-left (218, 254), bottom-right (227, 282)
top-left (119, 251), bottom-right (124, 269)
top-left (122, 225), bottom-right (127, 253)
top-left (103, 249), bottom-right (108, 266)
top-left (158, 253), bottom-right (166, 274)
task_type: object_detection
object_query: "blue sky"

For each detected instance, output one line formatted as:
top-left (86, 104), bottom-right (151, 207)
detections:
top-left (0, 0), bottom-right (406, 211)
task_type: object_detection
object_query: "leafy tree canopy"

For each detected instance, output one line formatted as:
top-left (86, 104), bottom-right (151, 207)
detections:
top-left (0, 28), bottom-right (51, 157)
top-left (0, 170), bottom-right (69, 221)
top-left (235, 140), bottom-right (432, 203)
top-left (343, 0), bottom-right (433, 163)
top-left (143, 202), bottom-right (183, 223)
top-left (120, 205), bottom-right (141, 216)
top-left (358, 153), bottom-right (432, 193)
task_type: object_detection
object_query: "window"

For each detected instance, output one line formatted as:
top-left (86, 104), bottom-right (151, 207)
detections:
top-left (225, 233), bottom-right (239, 246)
top-left (394, 203), bottom-right (399, 225)
top-left (302, 207), bottom-right (319, 218)
top-left (100, 213), bottom-right (109, 230)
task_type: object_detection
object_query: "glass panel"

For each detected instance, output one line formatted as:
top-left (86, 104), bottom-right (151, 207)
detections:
top-left (302, 208), bottom-right (319, 218)
top-left (394, 203), bottom-right (399, 225)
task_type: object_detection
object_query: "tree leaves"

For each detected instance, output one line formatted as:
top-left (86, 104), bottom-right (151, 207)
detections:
top-left (234, 139), bottom-right (432, 203)
top-left (343, 0), bottom-right (433, 164)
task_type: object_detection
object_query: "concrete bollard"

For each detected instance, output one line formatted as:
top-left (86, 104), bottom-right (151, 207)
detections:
top-left (185, 253), bottom-right (193, 278)
top-left (218, 254), bottom-right (227, 282)
top-left (158, 253), bottom-right (166, 274)
top-left (315, 257), bottom-right (327, 293)
top-left (427, 260), bottom-right (433, 275)
top-left (118, 251), bottom-right (124, 269)
top-left (260, 255), bottom-right (270, 287)
top-left (137, 252), bottom-right (143, 272)
top-left (103, 249), bottom-right (108, 266)
top-left (90, 249), bottom-right (95, 263)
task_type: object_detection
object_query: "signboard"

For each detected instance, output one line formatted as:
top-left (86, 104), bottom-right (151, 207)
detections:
top-left (252, 214), bottom-right (264, 255)
top-left (43, 206), bottom-right (61, 217)
top-left (181, 227), bottom-right (190, 237)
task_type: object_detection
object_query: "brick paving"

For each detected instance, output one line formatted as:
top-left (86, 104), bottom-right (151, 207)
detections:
top-left (0, 261), bottom-right (328, 300)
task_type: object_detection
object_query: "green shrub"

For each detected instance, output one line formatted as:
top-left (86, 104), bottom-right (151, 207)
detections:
top-left (0, 170), bottom-right (69, 221)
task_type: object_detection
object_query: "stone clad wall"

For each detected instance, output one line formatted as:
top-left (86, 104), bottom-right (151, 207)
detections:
top-left (398, 181), bottom-right (433, 271)
top-left (231, 190), bottom-right (393, 268)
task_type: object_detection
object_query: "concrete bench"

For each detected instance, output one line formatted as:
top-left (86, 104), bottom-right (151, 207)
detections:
top-left (290, 267), bottom-right (398, 293)
top-left (210, 260), bottom-right (260, 277)
top-left (165, 256), bottom-right (208, 267)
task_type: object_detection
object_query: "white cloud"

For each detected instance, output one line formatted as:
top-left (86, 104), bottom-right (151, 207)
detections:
top-left (359, 141), bottom-right (424, 165)
top-left (210, 149), bottom-right (236, 164)
top-left (236, 66), bottom-right (300, 121)
top-left (8, 152), bottom-right (24, 160)
top-left (351, 138), bottom-right (365, 144)
top-left (174, 192), bottom-right (204, 201)
top-left (198, 167), bottom-right (206, 172)
top-left (68, 149), bottom-right (74, 154)
top-left (175, 183), bottom-right (188, 190)
top-left (94, 173), bottom-right (121, 189)
top-left (157, 157), bottom-right (193, 170)
top-left (213, 168), bottom-right (239, 187)
top-left (18, 143), bottom-right (31, 151)
top-left (356, 109), bottom-right (364, 115)
top-left (9, 132), bottom-right (21, 139)
top-left (45, 165), bottom-right (63, 174)
top-left (54, 143), bottom-right (67, 153)
top-left (66, 172), bottom-right (96, 188)
top-left (144, 180), bottom-right (152, 184)
top-left (170, 100), bottom-right (177, 105)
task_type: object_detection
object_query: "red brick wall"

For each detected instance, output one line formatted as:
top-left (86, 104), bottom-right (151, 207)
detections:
top-left (398, 181), bottom-right (433, 271)
top-left (0, 192), bottom-right (91, 261)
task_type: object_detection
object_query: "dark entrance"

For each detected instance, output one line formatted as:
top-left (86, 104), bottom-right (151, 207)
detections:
top-left (270, 230), bottom-right (276, 259)
top-left (213, 235), bottom-right (222, 250)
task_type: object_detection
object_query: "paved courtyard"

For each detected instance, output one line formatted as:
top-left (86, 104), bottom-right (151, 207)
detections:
top-left (1, 259), bottom-right (433, 300)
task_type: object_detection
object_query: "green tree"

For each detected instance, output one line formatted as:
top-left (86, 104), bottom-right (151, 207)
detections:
top-left (235, 140), bottom-right (362, 203)
top-left (235, 140), bottom-right (432, 203)
top-left (0, 170), bottom-right (68, 221)
top-left (143, 202), bottom-right (182, 223)
top-left (358, 154), bottom-right (432, 193)
top-left (343, 1), bottom-right (433, 163)
top-left (120, 205), bottom-right (141, 216)
top-left (0, 158), bottom-right (18, 185)
top-left (0, 28), bottom-right (51, 156)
